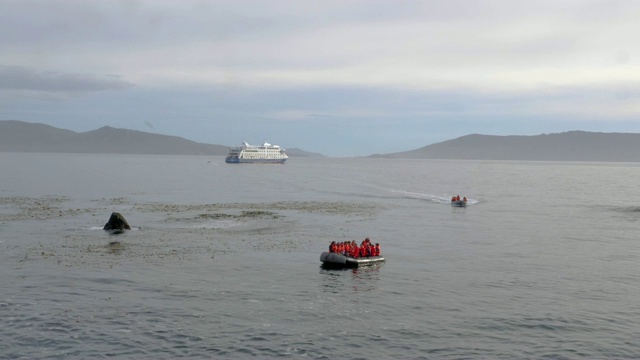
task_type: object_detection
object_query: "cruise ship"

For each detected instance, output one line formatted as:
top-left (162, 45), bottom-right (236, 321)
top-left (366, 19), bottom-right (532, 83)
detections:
top-left (225, 141), bottom-right (289, 164)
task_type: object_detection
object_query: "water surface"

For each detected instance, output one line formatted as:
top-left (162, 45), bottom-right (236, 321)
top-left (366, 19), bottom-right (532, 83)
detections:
top-left (2, 153), bottom-right (640, 359)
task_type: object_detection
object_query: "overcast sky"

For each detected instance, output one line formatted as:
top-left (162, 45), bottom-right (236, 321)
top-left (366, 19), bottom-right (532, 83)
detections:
top-left (1, 0), bottom-right (639, 156)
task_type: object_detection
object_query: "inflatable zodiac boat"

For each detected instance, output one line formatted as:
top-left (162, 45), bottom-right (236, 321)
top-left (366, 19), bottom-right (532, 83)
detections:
top-left (320, 252), bottom-right (385, 268)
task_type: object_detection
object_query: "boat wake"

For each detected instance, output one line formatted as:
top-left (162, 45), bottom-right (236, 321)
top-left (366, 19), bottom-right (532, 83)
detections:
top-left (389, 189), bottom-right (478, 205)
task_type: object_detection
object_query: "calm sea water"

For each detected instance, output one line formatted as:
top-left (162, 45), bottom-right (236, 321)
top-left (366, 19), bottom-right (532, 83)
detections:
top-left (2, 153), bottom-right (640, 359)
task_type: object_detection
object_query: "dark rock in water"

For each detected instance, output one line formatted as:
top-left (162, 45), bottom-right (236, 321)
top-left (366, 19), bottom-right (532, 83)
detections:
top-left (103, 212), bottom-right (131, 233)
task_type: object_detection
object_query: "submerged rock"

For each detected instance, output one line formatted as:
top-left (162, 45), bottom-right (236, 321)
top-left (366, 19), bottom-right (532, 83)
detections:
top-left (103, 212), bottom-right (131, 233)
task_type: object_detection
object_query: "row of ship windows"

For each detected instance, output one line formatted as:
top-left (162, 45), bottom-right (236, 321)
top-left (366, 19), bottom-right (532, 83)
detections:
top-left (242, 154), bottom-right (284, 158)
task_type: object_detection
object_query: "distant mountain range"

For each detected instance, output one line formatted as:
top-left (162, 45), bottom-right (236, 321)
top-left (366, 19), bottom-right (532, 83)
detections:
top-left (0, 120), bottom-right (228, 155)
top-left (0, 120), bottom-right (323, 157)
top-left (2, 120), bottom-right (640, 161)
top-left (371, 131), bottom-right (640, 162)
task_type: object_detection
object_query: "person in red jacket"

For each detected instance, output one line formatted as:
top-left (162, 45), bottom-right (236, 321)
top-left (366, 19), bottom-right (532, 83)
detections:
top-left (374, 243), bottom-right (381, 257)
top-left (360, 238), bottom-right (366, 246)
top-left (350, 244), bottom-right (359, 259)
top-left (329, 241), bottom-right (336, 253)
top-left (359, 244), bottom-right (367, 258)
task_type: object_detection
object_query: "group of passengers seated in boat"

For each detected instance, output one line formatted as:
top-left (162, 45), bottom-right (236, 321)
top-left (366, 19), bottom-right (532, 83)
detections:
top-left (451, 195), bottom-right (467, 202)
top-left (329, 238), bottom-right (381, 258)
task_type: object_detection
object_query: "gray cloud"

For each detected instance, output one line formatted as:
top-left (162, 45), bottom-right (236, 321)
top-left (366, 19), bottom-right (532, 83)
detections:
top-left (0, 65), bottom-right (132, 94)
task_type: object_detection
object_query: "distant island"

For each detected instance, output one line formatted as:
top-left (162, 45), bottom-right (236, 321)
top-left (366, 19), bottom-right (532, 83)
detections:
top-left (370, 131), bottom-right (640, 162)
top-left (2, 120), bottom-right (640, 161)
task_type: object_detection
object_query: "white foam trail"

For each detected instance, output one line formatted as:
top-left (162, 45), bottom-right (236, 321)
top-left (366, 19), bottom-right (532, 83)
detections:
top-left (389, 189), bottom-right (478, 205)
top-left (389, 189), bottom-right (450, 204)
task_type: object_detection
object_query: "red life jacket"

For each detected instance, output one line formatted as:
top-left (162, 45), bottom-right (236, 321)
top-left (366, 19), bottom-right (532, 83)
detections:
top-left (351, 246), bottom-right (359, 258)
top-left (374, 245), bottom-right (380, 256)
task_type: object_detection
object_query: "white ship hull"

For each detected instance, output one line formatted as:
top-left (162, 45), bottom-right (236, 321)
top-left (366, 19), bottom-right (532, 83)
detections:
top-left (225, 157), bottom-right (287, 164)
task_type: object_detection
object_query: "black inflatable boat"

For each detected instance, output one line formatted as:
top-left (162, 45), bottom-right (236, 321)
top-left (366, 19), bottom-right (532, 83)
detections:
top-left (320, 252), bottom-right (385, 268)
